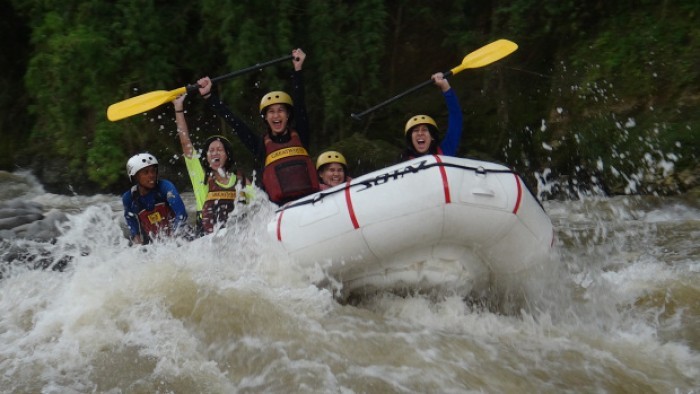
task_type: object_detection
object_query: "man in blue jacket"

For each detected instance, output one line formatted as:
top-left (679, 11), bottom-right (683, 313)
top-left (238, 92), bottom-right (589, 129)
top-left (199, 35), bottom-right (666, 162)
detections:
top-left (121, 153), bottom-right (188, 245)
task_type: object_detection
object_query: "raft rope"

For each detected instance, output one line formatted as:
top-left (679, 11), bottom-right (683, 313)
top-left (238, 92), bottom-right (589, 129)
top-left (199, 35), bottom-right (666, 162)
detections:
top-left (277, 159), bottom-right (523, 212)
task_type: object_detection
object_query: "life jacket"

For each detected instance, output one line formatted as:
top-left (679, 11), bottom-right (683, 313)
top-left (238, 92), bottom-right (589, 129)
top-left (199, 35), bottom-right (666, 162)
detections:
top-left (262, 130), bottom-right (319, 204)
top-left (132, 185), bottom-right (175, 240)
top-left (200, 171), bottom-right (245, 234)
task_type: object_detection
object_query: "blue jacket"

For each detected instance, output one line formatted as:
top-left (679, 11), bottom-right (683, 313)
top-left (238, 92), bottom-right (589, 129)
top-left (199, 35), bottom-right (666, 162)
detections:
top-left (438, 88), bottom-right (463, 156)
top-left (121, 179), bottom-right (188, 241)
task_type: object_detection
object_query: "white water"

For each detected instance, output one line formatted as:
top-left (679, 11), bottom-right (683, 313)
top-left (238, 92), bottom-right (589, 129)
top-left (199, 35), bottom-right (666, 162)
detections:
top-left (1, 171), bottom-right (699, 393)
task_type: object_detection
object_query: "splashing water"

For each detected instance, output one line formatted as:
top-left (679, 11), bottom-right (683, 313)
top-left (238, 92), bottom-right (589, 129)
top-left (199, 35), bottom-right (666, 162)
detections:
top-left (508, 60), bottom-right (695, 201)
top-left (0, 171), bottom-right (698, 392)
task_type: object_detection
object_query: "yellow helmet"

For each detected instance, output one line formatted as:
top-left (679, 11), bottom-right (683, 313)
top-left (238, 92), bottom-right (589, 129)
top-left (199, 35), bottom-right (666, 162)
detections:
top-left (404, 114), bottom-right (438, 135)
top-left (316, 150), bottom-right (347, 170)
top-left (259, 91), bottom-right (293, 114)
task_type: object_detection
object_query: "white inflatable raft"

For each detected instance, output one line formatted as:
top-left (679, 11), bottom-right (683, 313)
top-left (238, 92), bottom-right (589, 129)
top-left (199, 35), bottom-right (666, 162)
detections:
top-left (268, 155), bottom-right (553, 298)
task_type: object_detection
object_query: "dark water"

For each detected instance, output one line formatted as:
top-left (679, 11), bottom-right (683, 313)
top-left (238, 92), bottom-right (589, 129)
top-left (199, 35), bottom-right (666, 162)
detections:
top-left (1, 170), bottom-right (698, 393)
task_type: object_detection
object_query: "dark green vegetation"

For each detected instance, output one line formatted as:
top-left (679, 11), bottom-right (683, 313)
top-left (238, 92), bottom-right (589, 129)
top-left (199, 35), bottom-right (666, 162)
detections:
top-left (2, 0), bottom-right (698, 199)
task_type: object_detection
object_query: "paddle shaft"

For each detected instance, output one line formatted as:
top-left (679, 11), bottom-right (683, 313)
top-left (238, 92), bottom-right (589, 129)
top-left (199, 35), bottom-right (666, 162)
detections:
top-left (211, 54), bottom-right (294, 84)
top-left (185, 54), bottom-right (295, 94)
top-left (350, 71), bottom-right (454, 121)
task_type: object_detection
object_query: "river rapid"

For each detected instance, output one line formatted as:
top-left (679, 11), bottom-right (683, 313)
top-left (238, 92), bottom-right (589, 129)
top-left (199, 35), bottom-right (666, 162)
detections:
top-left (0, 170), bottom-right (698, 393)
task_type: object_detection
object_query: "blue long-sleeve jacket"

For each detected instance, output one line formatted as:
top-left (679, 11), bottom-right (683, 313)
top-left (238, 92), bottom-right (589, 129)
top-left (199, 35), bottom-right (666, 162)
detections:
top-left (438, 88), bottom-right (463, 156)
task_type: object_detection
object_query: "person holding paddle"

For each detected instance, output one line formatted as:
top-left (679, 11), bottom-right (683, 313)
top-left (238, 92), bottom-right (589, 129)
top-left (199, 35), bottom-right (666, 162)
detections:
top-left (122, 153), bottom-right (188, 245)
top-left (399, 72), bottom-right (463, 161)
top-left (172, 95), bottom-right (251, 235)
top-left (196, 48), bottom-right (319, 206)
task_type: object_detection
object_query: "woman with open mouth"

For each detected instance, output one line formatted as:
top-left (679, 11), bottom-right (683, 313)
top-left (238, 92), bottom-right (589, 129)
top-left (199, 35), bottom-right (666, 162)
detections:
top-left (197, 48), bottom-right (319, 206)
top-left (399, 72), bottom-right (463, 161)
top-left (172, 95), bottom-right (251, 236)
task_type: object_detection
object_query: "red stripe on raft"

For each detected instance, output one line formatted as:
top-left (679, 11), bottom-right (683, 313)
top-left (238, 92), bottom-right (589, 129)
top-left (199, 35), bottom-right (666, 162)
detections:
top-left (345, 179), bottom-right (360, 229)
top-left (512, 174), bottom-right (523, 214)
top-left (276, 210), bottom-right (284, 241)
top-left (435, 155), bottom-right (451, 204)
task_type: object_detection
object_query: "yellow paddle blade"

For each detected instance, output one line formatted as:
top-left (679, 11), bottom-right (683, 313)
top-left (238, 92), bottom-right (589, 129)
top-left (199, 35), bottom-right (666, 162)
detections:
top-left (107, 86), bottom-right (187, 121)
top-left (450, 39), bottom-right (518, 75)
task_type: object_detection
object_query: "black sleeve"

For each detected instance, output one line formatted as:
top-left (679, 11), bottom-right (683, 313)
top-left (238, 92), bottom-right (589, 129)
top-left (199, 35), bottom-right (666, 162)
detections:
top-left (206, 94), bottom-right (263, 159)
top-left (291, 70), bottom-right (310, 147)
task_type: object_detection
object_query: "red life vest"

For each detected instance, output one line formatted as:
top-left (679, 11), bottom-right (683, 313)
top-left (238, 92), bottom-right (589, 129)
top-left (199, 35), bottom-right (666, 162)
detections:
top-left (201, 171), bottom-right (244, 234)
top-left (136, 202), bottom-right (174, 239)
top-left (262, 130), bottom-right (319, 204)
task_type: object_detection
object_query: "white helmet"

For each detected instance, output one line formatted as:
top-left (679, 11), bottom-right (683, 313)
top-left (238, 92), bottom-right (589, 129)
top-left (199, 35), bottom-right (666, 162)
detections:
top-left (126, 153), bottom-right (158, 182)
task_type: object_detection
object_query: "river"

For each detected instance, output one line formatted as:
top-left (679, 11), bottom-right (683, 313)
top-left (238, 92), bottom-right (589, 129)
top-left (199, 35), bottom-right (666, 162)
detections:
top-left (0, 170), bottom-right (698, 393)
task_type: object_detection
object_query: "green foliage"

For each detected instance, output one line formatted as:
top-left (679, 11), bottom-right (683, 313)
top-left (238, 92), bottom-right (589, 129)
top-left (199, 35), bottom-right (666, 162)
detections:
top-left (87, 122), bottom-right (127, 187)
top-left (0, 0), bottom-right (32, 171)
top-left (4, 0), bottom-right (699, 197)
top-left (11, 0), bottom-right (199, 192)
top-left (570, 10), bottom-right (699, 98)
top-left (307, 0), bottom-right (387, 139)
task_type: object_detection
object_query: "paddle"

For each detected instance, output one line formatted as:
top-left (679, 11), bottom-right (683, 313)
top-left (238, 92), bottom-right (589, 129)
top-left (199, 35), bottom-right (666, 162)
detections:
top-left (107, 54), bottom-right (294, 121)
top-left (350, 39), bottom-right (518, 121)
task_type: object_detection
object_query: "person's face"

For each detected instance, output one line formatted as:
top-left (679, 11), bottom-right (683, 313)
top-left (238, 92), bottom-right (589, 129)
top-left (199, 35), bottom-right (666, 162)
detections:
top-left (206, 140), bottom-right (228, 171)
top-left (319, 163), bottom-right (345, 187)
top-left (264, 104), bottom-right (289, 135)
top-left (135, 165), bottom-right (157, 192)
top-left (410, 124), bottom-right (433, 154)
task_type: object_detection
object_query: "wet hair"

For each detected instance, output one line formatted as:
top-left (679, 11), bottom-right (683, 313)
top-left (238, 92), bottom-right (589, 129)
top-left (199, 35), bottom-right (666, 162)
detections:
top-left (201, 135), bottom-right (235, 178)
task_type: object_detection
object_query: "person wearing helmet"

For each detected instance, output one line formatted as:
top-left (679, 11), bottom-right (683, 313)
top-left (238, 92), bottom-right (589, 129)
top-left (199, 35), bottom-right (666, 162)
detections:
top-left (197, 48), bottom-right (319, 205)
top-left (399, 72), bottom-right (463, 161)
top-left (172, 95), bottom-right (252, 235)
top-left (121, 153), bottom-right (188, 245)
top-left (316, 150), bottom-right (352, 190)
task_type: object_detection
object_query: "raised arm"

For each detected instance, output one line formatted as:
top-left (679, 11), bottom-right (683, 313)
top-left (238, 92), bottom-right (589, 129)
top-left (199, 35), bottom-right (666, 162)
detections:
top-left (291, 48), bottom-right (310, 146)
top-left (199, 76), bottom-right (263, 159)
top-left (433, 73), bottom-right (463, 156)
top-left (173, 94), bottom-right (194, 159)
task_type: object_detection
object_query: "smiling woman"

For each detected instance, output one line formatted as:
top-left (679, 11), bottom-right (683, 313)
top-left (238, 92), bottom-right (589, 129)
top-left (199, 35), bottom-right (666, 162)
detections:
top-left (199, 48), bottom-right (320, 206)
top-left (172, 95), bottom-right (252, 236)
top-left (316, 150), bottom-right (352, 190)
top-left (399, 72), bottom-right (463, 162)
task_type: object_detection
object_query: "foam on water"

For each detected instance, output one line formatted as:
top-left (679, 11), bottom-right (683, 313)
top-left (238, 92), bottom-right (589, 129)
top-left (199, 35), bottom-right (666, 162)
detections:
top-left (1, 178), bottom-right (699, 392)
